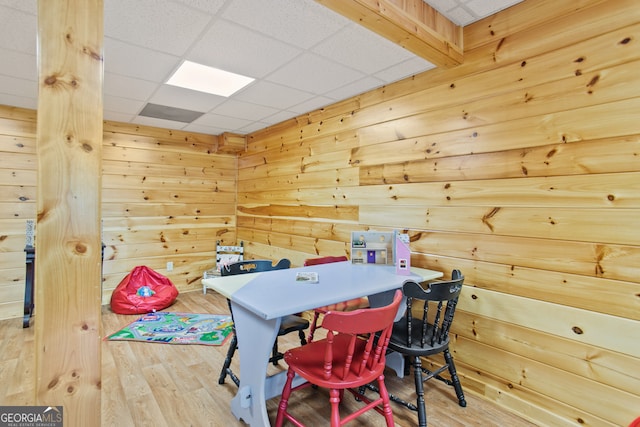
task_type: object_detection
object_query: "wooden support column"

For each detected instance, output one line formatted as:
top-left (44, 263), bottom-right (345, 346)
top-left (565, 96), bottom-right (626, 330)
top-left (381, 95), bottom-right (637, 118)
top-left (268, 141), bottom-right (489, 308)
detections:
top-left (35, 1), bottom-right (104, 426)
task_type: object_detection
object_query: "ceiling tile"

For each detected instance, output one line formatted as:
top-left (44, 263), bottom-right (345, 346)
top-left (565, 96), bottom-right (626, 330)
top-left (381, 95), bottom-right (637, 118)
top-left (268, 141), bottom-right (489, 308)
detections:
top-left (222, 0), bottom-right (350, 49)
top-left (187, 19), bottom-right (301, 79)
top-left (103, 73), bottom-right (159, 101)
top-left (103, 95), bottom-right (146, 116)
top-left (266, 52), bottom-right (365, 95)
top-left (325, 76), bottom-right (386, 101)
top-left (211, 99), bottom-right (280, 122)
top-left (312, 24), bottom-right (420, 75)
top-left (105, 0), bottom-right (212, 56)
top-left (288, 96), bottom-right (336, 115)
top-left (104, 38), bottom-right (179, 82)
top-left (191, 112), bottom-right (254, 131)
top-left (234, 81), bottom-right (314, 110)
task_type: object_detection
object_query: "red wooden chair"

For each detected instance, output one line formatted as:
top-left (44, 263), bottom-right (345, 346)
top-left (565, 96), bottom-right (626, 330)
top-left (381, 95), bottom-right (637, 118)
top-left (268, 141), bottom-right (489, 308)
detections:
top-left (303, 256), bottom-right (369, 342)
top-left (275, 290), bottom-right (402, 427)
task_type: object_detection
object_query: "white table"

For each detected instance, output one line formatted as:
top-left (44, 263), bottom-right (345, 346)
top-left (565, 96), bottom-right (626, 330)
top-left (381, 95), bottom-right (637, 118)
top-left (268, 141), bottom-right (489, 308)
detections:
top-left (202, 261), bottom-right (442, 426)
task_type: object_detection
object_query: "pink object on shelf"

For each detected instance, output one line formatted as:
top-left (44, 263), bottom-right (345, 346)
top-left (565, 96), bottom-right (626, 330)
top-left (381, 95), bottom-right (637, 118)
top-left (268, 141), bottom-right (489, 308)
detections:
top-left (395, 235), bottom-right (411, 275)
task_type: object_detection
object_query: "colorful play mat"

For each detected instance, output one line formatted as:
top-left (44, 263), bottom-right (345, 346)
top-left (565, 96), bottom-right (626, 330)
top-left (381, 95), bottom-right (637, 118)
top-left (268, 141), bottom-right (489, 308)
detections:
top-left (106, 312), bottom-right (233, 346)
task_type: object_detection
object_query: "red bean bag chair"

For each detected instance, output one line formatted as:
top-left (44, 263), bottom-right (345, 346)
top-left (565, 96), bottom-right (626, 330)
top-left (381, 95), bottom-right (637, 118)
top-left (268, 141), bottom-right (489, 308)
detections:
top-left (110, 266), bottom-right (179, 314)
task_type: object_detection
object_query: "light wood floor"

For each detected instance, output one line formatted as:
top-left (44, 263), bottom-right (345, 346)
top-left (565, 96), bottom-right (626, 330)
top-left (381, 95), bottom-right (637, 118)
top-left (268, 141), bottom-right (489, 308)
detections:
top-left (0, 291), bottom-right (538, 426)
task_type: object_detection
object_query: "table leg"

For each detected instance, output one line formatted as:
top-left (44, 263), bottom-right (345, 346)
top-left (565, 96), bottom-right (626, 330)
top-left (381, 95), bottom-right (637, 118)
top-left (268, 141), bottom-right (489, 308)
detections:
top-left (230, 302), bottom-right (281, 427)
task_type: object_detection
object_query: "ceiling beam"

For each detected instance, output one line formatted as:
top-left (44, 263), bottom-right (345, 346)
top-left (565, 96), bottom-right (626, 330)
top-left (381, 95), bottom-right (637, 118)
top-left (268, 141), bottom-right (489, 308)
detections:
top-left (316, 0), bottom-right (463, 68)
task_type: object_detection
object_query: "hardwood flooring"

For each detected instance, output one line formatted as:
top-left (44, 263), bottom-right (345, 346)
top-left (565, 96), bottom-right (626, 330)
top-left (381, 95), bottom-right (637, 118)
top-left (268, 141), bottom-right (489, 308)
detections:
top-left (0, 291), bottom-right (538, 426)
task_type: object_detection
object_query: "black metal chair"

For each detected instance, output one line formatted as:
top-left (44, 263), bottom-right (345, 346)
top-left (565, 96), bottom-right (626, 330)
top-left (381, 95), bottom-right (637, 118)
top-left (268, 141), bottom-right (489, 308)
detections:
top-left (218, 259), bottom-right (309, 386)
top-left (385, 269), bottom-right (467, 426)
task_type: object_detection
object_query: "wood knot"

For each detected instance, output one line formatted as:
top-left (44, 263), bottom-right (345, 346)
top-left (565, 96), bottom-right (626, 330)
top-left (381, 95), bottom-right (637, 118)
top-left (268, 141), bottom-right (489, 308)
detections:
top-left (75, 243), bottom-right (87, 254)
top-left (81, 142), bottom-right (93, 152)
top-left (572, 326), bottom-right (584, 335)
top-left (48, 377), bottom-right (59, 389)
top-left (44, 76), bottom-right (57, 85)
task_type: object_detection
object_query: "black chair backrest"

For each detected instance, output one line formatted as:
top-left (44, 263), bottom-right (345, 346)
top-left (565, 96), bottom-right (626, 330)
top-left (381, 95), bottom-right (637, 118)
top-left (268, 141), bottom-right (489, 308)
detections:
top-left (402, 269), bottom-right (464, 348)
top-left (220, 259), bottom-right (291, 276)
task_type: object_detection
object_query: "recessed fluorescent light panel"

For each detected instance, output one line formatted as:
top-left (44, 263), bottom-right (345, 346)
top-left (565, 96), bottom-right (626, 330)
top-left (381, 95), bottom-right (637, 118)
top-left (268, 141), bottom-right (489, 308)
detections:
top-left (166, 61), bottom-right (254, 97)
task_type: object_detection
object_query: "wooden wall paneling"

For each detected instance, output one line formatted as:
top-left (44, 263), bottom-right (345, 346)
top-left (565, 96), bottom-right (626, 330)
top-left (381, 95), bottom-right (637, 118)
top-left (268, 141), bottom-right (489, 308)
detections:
top-left (102, 144), bottom-right (232, 168)
top-left (100, 254), bottom-right (218, 295)
top-left (237, 1), bottom-right (640, 424)
top-left (0, 251), bottom-right (24, 270)
top-left (237, 204), bottom-right (359, 223)
top-left (457, 286), bottom-right (636, 358)
top-left (101, 122), bottom-right (237, 299)
top-left (360, 205), bottom-right (639, 245)
top-left (0, 116), bottom-right (37, 325)
top-left (463, 0), bottom-right (610, 51)
top-left (102, 173), bottom-right (231, 191)
top-left (412, 251), bottom-right (640, 320)
top-left (453, 334), bottom-right (637, 426)
top-left (459, 231), bottom-right (632, 283)
top-left (240, 179), bottom-right (620, 207)
top-left (0, 105), bottom-right (235, 315)
top-left (357, 173), bottom-right (640, 208)
top-left (239, 142), bottom-right (359, 179)
top-left (451, 362), bottom-right (585, 427)
top-left (360, 136), bottom-right (640, 184)
top-left (238, 167), bottom-right (359, 193)
top-left (102, 132), bottom-right (218, 155)
top-left (453, 310), bottom-right (640, 397)
top-left (0, 118), bottom-right (37, 138)
top-left (355, 98), bottom-right (640, 155)
top-left (101, 215), bottom-right (237, 232)
top-left (451, 348), bottom-right (620, 427)
top-left (103, 120), bottom-right (218, 150)
top-left (237, 216), bottom-right (361, 242)
top-left (237, 227), bottom-right (348, 258)
top-left (468, 0), bottom-right (640, 70)
top-left (102, 188), bottom-right (235, 205)
top-left (101, 203), bottom-right (236, 218)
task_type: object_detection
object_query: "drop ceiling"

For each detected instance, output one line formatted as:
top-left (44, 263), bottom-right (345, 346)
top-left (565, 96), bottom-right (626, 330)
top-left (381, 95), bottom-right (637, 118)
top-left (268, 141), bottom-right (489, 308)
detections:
top-left (0, 0), bottom-right (523, 135)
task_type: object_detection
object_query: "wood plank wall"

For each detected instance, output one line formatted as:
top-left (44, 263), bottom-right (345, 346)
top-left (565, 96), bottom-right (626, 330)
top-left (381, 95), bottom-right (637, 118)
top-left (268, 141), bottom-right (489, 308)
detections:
top-left (0, 108), bottom-right (237, 318)
top-left (238, 1), bottom-right (640, 426)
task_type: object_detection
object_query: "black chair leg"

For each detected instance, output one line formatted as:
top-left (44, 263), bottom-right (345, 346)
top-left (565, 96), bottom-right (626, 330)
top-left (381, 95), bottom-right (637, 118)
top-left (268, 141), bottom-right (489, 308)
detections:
top-left (298, 329), bottom-right (307, 346)
top-left (444, 349), bottom-right (466, 407)
top-left (219, 334), bottom-right (237, 385)
top-left (272, 340), bottom-right (281, 366)
top-left (413, 356), bottom-right (428, 427)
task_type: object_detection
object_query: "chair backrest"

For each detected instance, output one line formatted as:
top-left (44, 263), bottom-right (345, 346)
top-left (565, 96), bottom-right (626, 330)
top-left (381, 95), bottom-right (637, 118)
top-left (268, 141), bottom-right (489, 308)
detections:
top-left (400, 269), bottom-right (464, 349)
top-left (220, 258), bottom-right (291, 276)
top-left (303, 255), bottom-right (348, 266)
top-left (216, 240), bottom-right (244, 269)
top-left (320, 290), bottom-right (402, 381)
